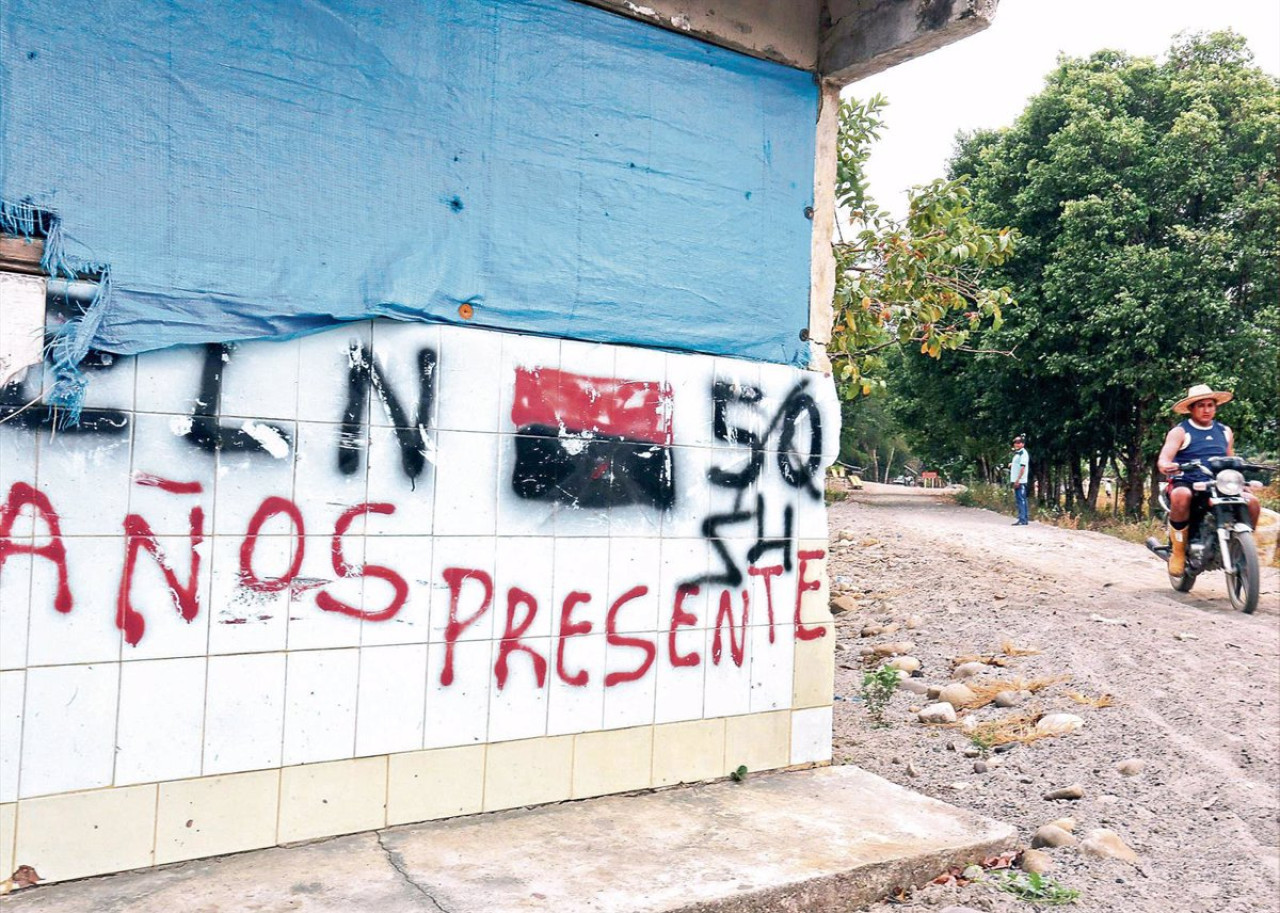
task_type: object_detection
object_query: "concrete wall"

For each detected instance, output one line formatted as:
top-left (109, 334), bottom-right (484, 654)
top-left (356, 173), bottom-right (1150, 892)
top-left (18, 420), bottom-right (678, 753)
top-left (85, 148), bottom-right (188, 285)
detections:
top-left (580, 0), bottom-right (823, 70)
top-left (0, 303), bottom-right (838, 882)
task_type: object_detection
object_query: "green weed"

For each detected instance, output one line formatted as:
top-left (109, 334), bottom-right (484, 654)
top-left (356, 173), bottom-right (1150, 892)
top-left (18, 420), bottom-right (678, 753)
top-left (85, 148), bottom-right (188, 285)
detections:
top-left (861, 665), bottom-right (899, 728)
top-left (985, 870), bottom-right (1080, 905)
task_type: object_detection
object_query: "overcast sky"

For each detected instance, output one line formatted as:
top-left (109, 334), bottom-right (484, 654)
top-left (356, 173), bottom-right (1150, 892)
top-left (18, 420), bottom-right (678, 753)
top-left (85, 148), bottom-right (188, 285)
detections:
top-left (845, 0), bottom-right (1280, 218)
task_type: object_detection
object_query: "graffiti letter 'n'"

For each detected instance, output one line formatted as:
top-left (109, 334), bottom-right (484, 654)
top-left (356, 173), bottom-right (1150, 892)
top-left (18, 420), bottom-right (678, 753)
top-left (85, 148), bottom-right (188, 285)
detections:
top-left (712, 589), bottom-right (748, 667)
top-left (340, 342), bottom-right (436, 481)
top-left (117, 505), bottom-right (206, 646)
top-left (0, 483), bottom-right (72, 613)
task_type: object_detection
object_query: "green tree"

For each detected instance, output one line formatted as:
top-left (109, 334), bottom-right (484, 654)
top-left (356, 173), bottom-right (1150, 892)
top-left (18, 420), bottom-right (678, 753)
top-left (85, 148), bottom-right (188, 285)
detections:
top-left (828, 96), bottom-right (1018, 399)
top-left (900, 31), bottom-right (1279, 514)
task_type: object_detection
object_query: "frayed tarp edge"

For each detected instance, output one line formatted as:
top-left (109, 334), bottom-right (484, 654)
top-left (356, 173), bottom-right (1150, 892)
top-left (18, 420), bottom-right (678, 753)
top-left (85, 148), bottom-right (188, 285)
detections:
top-left (2, 198), bottom-right (113, 425)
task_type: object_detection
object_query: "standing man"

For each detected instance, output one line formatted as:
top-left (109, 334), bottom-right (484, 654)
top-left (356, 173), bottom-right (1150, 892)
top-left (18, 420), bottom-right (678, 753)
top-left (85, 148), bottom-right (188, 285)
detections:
top-left (1010, 434), bottom-right (1030, 526)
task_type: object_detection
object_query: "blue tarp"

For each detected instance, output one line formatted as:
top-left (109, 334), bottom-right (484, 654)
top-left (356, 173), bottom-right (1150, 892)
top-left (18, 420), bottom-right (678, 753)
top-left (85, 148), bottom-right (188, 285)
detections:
top-left (1, 0), bottom-right (817, 400)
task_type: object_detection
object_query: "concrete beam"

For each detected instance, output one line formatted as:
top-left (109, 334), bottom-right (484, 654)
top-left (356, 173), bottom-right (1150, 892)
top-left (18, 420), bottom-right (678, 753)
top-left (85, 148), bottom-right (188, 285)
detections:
top-left (820, 0), bottom-right (998, 86)
top-left (578, 0), bottom-right (822, 71)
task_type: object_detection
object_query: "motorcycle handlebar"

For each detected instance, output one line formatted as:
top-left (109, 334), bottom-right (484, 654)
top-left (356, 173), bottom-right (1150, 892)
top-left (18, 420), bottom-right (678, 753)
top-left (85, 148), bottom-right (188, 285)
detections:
top-left (1172, 458), bottom-right (1274, 475)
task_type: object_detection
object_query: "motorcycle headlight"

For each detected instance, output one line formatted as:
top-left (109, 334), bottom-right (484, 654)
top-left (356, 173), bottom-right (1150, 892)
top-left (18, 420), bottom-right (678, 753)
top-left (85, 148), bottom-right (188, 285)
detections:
top-left (1215, 468), bottom-right (1245, 496)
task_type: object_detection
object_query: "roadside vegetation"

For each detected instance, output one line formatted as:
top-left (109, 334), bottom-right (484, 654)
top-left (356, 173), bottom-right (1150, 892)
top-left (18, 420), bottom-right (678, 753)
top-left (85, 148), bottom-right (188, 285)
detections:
top-left (837, 31), bottom-right (1279, 519)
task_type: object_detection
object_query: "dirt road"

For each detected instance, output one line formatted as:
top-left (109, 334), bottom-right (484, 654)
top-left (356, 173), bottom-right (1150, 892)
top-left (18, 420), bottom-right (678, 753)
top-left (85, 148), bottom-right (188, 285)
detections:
top-left (827, 490), bottom-right (1280, 913)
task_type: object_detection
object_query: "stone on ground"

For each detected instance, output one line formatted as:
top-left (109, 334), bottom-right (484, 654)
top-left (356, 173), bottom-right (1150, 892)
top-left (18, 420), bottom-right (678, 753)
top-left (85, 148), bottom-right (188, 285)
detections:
top-left (1080, 828), bottom-right (1139, 863)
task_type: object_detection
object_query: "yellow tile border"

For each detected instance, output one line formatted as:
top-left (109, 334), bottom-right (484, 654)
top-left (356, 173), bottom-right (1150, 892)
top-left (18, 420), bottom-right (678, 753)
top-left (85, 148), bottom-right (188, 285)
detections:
top-left (0, 802), bottom-right (15, 877)
top-left (6, 709), bottom-right (828, 885)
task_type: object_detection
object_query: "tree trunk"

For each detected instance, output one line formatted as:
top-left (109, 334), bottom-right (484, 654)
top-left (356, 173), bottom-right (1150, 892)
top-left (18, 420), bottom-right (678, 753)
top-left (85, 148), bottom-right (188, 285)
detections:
top-left (1109, 455), bottom-right (1123, 518)
top-left (1069, 453), bottom-right (1086, 512)
top-left (883, 446), bottom-right (895, 483)
top-left (1122, 410), bottom-right (1150, 517)
top-left (1085, 454), bottom-right (1104, 513)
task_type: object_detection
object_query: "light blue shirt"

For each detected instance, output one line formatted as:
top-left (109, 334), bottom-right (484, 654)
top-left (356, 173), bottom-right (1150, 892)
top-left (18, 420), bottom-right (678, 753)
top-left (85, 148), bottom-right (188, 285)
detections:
top-left (1009, 449), bottom-right (1030, 485)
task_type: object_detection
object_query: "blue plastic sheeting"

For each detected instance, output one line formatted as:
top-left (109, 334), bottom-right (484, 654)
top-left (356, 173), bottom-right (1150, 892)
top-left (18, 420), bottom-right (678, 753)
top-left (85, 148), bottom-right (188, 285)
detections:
top-left (0, 0), bottom-right (817, 380)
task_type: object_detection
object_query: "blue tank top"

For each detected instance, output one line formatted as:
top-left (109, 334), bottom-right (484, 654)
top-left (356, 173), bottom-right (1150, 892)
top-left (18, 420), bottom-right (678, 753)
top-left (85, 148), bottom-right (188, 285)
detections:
top-left (1175, 419), bottom-right (1229, 480)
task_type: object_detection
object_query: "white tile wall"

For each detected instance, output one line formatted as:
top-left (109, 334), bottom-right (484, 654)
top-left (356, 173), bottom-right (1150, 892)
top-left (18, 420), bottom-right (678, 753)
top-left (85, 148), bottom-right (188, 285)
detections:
top-left (127, 413), bottom-right (218, 537)
top-left (354, 643), bottom-right (428, 756)
top-left (359, 536), bottom-right (433, 647)
top-left (220, 338), bottom-right (301, 422)
top-left (791, 705), bottom-right (834, 765)
top-left (292, 420), bottom-right (369, 534)
top-left (285, 534), bottom-right (364, 652)
top-left (211, 425), bottom-right (297, 536)
top-left (207, 533), bottom-right (291, 655)
top-left (0, 669), bottom-right (24, 801)
top-left (0, 320), bottom-right (840, 804)
top-left (365, 423), bottom-right (436, 535)
top-left (25, 537), bottom-right (123, 666)
top-left (547, 631), bottom-right (606, 736)
top-left (0, 426), bottom-right (38, 537)
top-left (488, 634), bottom-right (551, 742)
top-left (424, 638), bottom-right (492, 749)
top-left (35, 424), bottom-right (132, 537)
top-left (282, 648), bottom-right (359, 766)
top-left (134, 345), bottom-right (208, 416)
top-left (202, 652), bottom-right (286, 776)
top-left (431, 430), bottom-right (498, 536)
top-left (115, 657), bottom-right (207, 785)
top-left (297, 324), bottom-right (373, 425)
top-left (0, 544), bottom-right (31, 670)
top-left (702, 612), bottom-right (753, 719)
top-left (20, 663), bottom-right (119, 797)
top-left (436, 325), bottom-right (503, 433)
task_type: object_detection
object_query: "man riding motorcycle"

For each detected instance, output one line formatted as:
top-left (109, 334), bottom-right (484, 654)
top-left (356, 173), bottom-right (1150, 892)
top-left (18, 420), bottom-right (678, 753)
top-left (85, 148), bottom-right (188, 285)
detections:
top-left (1156, 383), bottom-right (1261, 576)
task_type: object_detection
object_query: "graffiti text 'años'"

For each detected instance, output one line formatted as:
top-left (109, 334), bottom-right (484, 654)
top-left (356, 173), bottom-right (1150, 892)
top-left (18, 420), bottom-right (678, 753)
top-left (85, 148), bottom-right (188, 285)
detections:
top-left (0, 481), bottom-right (828, 687)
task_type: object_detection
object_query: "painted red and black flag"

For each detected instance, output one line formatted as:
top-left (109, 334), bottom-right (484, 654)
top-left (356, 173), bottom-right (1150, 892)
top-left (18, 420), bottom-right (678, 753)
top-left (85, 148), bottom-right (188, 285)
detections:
top-left (510, 368), bottom-right (675, 509)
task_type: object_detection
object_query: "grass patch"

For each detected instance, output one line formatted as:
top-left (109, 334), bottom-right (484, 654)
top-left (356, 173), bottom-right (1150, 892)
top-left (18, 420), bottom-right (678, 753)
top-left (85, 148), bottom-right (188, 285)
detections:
top-left (963, 709), bottom-right (1059, 749)
top-left (985, 870), bottom-right (1080, 905)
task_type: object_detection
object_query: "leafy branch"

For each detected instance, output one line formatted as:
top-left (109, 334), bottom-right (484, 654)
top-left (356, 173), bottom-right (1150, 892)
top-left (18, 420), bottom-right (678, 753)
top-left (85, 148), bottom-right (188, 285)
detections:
top-left (829, 96), bottom-right (1019, 398)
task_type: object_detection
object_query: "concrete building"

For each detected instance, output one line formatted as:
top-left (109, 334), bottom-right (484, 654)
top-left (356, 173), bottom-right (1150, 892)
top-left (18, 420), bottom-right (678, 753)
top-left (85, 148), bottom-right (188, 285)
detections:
top-left (0, 0), bottom-right (995, 884)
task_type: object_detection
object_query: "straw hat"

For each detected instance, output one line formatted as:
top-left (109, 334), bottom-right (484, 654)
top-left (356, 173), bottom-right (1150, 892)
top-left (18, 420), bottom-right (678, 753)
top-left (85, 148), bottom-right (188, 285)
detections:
top-left (1173, 383), bottom-right (1233, 414)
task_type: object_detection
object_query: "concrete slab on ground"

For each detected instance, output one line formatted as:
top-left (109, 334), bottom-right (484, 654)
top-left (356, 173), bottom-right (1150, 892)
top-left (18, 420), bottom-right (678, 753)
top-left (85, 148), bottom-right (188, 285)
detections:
top-left (4, 765), bottom-right (1016, 913)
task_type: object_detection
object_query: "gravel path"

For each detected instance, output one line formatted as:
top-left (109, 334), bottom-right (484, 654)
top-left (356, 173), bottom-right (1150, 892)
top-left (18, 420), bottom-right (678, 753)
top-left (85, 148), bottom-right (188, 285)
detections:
top-left (827, 490), bottom-right (1280, 913)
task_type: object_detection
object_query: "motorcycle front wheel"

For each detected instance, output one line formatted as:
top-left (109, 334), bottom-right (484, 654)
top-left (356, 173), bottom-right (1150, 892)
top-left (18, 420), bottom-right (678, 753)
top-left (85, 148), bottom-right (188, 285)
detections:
top-left (1226, 531), bottom-right (1260, 614)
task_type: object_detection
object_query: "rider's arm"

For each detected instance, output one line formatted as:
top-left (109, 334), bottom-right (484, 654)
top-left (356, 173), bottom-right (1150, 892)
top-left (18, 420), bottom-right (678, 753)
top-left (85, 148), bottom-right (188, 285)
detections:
top-left (1156, 425), bottom-right (1186, 475)
top-left (1224, 424), bottom-right (1234, 456)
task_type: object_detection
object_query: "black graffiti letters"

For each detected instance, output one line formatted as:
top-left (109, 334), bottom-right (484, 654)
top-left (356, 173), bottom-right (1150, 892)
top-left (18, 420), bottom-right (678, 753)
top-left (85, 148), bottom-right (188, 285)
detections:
top-left (687, 378), bottom-right (823, 591)
top-left (0, 348), bottom-right (129, 434)
top-left (184, 344), bottom-right (293, 455)
top-left (708, 380), bottom-right (765, 492)
top-left (338, 341), bottom-right (437, 480)
top-left (774, 383), bottom-right (823, 498)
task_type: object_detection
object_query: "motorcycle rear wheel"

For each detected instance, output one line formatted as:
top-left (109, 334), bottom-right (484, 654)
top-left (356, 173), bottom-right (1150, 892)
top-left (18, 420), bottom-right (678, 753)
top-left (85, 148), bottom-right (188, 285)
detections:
top-left (1226, 531), bottom-right (1260, 614)
top-left (1169, 569), bottom-right (1196, 593)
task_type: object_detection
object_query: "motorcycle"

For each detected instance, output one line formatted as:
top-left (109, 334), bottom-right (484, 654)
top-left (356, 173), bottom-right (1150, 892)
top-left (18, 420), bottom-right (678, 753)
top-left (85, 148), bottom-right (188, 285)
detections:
top-left (1145, 456), bottom-right (1267, 614)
